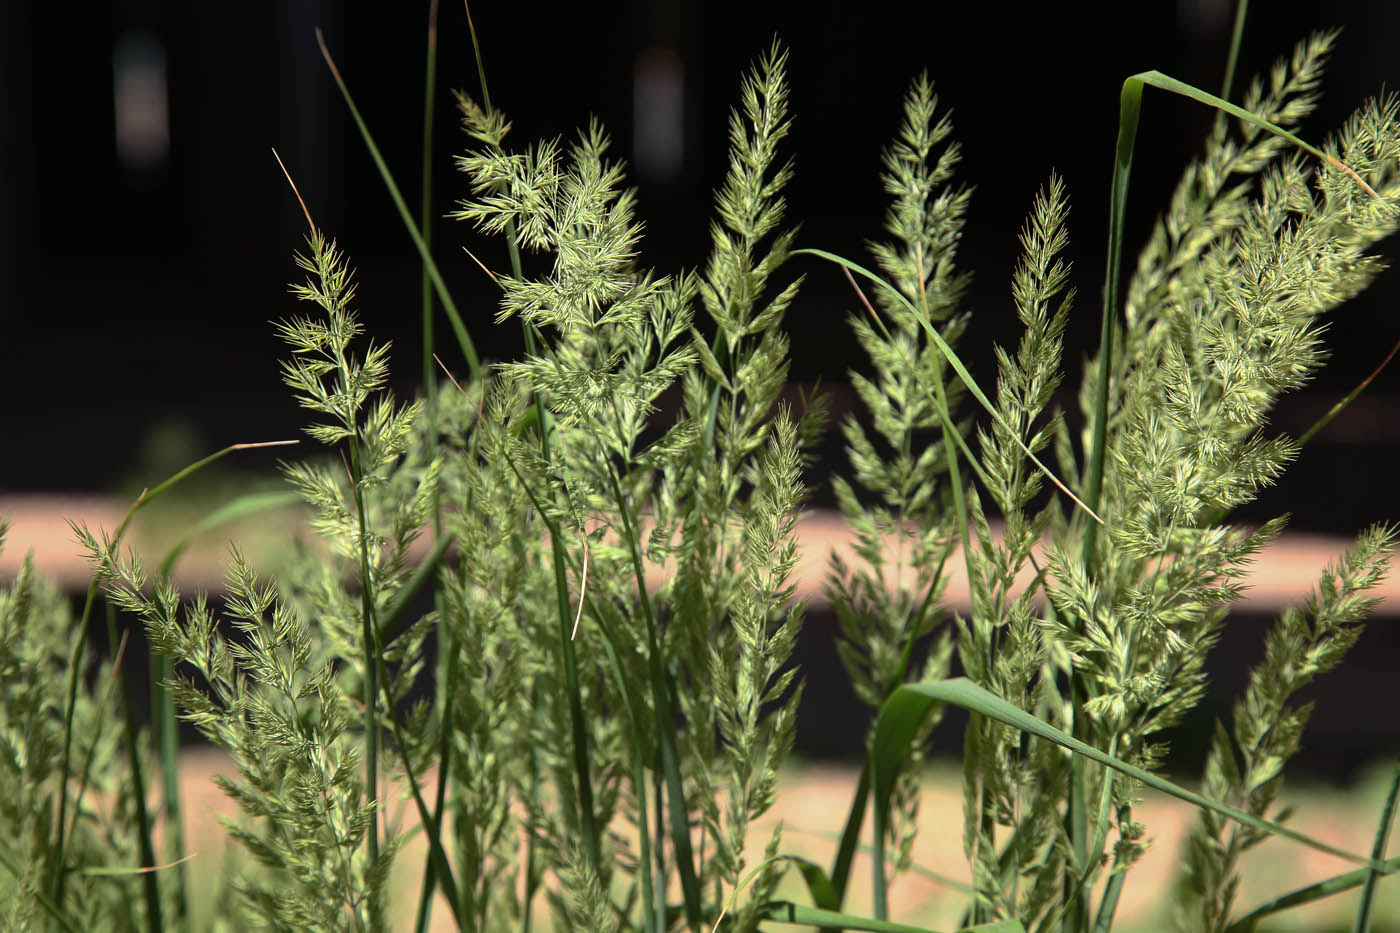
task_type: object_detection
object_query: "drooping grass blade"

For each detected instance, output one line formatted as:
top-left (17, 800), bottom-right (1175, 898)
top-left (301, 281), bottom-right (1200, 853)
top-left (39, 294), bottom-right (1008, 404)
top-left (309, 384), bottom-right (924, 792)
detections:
top-left (870, 678), bottom-right (1387, 879)
top-left (1225, 855), bottom-right (1400, 931)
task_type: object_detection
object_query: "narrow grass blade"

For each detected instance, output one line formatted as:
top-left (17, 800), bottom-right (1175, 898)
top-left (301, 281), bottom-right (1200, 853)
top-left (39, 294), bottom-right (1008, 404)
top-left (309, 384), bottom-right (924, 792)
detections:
top-left (151, 653), bottom-right (185, 929)
top-left (1355, 762), bottom-right (1400, 932)
top-left (461, 0), bottom-right (527, 288)
top-left (65, 626), bottom-right (132, 872)
top-left (1131, 71), bottom-right (1381, 198)
top-left (548, 527), bottom-right (603, 877)
top-left (755, 900), bottom-right (938, 931)
top-left (501, 452), bottom-right (605, 887)
top-left (713, 854), bottom-right (842, 931)
top-left (157, 489), bottom-right (302, 578)
top-left (1297, 336), bottom-right (1400, 447)
top-left (871, 678), bottom-right (1386, 869)
top-left (829, 761), bottom-right (870, 909)
top-left (659, 667), bottom-right (703, 930)
top-left (503, 450), bottom-right (667, 928)
top-left (1091, 870), bottom-right (1126, 933)
top-left (794, 248), bottom-right (1101, 526)
top-left (794, 858), bottom-right (841, 910)
top-left (604, 467), bottom-right (702, 930)
top-left (1220, 0), bottom-right (1249, 102)
top-left (315, 29), bottom-right (481, 382)
top-left (1225, 855), bottom-right (1400, 931)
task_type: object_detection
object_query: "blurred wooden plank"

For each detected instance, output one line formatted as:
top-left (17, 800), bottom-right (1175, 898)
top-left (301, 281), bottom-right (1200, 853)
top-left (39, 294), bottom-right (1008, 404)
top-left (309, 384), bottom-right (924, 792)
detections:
top-left (3, 495), bottom-right (1395, 614)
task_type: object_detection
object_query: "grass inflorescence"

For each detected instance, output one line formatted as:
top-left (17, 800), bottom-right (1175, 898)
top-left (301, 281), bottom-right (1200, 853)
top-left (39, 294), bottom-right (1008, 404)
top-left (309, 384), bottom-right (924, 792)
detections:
top-left (2, 4), bottom-right (1399, 932)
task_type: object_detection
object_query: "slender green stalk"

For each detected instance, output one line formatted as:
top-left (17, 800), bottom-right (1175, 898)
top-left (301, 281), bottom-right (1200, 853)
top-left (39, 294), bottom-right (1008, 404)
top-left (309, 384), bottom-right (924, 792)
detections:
top-left (461, 0), bottom-right (527, 289)
top-left (551, 509), bottom-right (601, 873)
top-left (63, 618), bottom-right (131, 871)
top-left (606, 464), bottom-right (703, 930)
top-left (343, 395), bottom-right (384, 931)
top-left (1091, 865), bottom-right (1125, 933)
top-left (1225, 856), bottom-right (1400, 931)
top-left (1220, 0), bottom-right (1250, 101)
top-left (520, 685), bottom-right (542, 933)
top-left (502, 451), bottom-right (660, 928)
top-left (101, 603), bottom-right (161, 933)
top-left (151, 654), bottom-right (185, 929)
top-left (420, 0), bottom-right (440, 437)
top-left (797, 248), bottom-right (1100, 525)
top-left (653, 768), bottom-right (668, 932)
top-left (1355, 763), bottom-right (1400, 933)
top-left (153, 496), bottom-right (292, 931)
top-left (1297, 337), bottom-right (1400, 448)
top-left (829, 564), bottom-right (946, 925)
top-left (414, 645), bottom-right (455, 933)
top-left (315, 28), bottom-right (480, 382)
top-left (871, 271), bottom-right (969, 924)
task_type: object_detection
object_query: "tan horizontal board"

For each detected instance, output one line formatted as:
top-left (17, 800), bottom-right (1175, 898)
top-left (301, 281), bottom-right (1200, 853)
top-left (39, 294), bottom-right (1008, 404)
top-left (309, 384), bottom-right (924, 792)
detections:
top-left (2, 495), bottom-right (1395, 615)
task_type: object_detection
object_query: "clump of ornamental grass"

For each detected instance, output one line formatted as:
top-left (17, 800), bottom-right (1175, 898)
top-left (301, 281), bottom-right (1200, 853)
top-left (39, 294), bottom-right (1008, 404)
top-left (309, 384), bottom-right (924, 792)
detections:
top-left (1, 6), bottom-right (1398, 933)
top-left (816, 23), bottom-right (1400, 933)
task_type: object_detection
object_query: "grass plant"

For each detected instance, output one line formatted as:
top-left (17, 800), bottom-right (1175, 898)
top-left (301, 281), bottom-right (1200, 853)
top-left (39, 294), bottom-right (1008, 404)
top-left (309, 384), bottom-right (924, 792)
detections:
top-left (3, 2), bottom-right (1399, 930)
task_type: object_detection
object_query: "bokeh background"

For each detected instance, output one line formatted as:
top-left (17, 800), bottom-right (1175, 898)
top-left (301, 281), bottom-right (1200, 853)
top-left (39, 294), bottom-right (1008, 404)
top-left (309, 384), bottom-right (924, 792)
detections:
top-left (3, 0), bottom-right (1398, 777)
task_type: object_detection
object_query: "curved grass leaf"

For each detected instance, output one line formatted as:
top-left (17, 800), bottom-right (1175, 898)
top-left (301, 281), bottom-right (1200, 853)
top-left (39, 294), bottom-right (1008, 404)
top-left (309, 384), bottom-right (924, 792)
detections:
top-left (1225, 854), bottom-right (1400, 932)
top-left (870, 678), bottom-right (1386, 876)
top-left (789, 855), bottom-right (840, 910)
top-left (794, 248), bottom-right (1100, 527)
top-left (1064, 61), bottom-right (1390, 924)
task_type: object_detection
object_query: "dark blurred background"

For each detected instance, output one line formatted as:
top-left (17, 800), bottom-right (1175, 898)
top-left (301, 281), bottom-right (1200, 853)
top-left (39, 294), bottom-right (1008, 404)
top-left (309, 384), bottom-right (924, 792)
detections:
top-left (2, 0), bottom-right (1397, 774)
